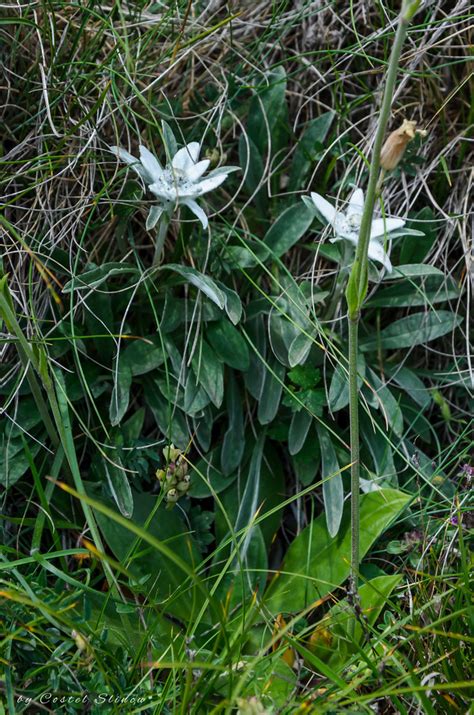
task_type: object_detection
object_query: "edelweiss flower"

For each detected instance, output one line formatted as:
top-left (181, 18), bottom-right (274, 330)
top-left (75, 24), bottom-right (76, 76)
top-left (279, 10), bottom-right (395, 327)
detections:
top-left (309, 188), bottom-right (405, 272)
top-left (110, 142), bottom-right (238, 230)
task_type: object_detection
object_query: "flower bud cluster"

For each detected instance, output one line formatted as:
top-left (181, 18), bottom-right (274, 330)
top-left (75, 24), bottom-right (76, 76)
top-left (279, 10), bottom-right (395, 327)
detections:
top-left (156, 444), bottom-right (190, 508)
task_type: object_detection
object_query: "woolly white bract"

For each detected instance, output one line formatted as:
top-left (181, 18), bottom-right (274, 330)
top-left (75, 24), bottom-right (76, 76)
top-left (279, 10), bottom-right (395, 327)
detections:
top-left (110, 142), bottom-right (238, 230)
top-left (310, 188), bottom-right (405, 272)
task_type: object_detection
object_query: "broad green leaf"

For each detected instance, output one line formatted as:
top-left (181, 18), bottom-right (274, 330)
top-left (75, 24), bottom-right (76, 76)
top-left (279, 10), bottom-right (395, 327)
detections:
top-left (109, 363), bottom-right (132, 426)
top-left (215, 446), bottom-right (284, 549)
top-left (83, 288), bottom-right (114, 362)
top-left (63, 262), bottom-right (137, 292)
top-left (367, 368), bottom-right (404, 437)
top-left (360, 413), bottom-right (396, 486)
top-left (165, 264), bottom-right (226, 310)
top-left (93, 490), bottom-right (203, 621)
top-left (289, 111), bottom-right (335, 190)
top-left (247, 66), bottom-right (287, 153)
top-left (399, 207), bottom-right (437, 264)
top-left (121, 337), bottom-right (164, 376)
top-left (183, 370), bottom-right (211, 416)
top-left (385, 365), bottom-right (430, 410)
top-left (241, 656), bottom-right (296, 709)
top-left (288, 332), bottom-right (313, 367)
top-left (0, 437), bottom-right (41, 488)
top-left (232, 435), bottom-right (265, 563)
top-left (207, 320), bottom-right (249, 371)
top-left (244, 316), bottom-right (267, 399)
top-left (221, 374), bottom-right (245, 475)
top-left (368, 275), bottom-right (458, 307)
top-left (122, 407), bottom-right (145, 443)
top-left (292, 424), bottom-right (320, 486)
top-left (360, 310), bottom-right (461, 351)
top-left (317, 425), bottom-right (343, 537)
top-left (238, 134), bottom-right (267, 214)
top-left (312, 574), bottom-right (402, 669)
top-left (103, 456), bottom-right (134, 519)
top-left (382, 264), bottom-right (443, 280)
top-left (192, 339), bottom-right (224, 408)
top-left (328, 354), bottom-right (365, 413)
top-left (189, 449), bottom-right (238, 498)
top-left (269, 308), bottom-right (299, 366)
top-left (265, 488), bottom-right (410, 614)
top-left (145, 383), bottom-right (189, 449)
top-left (161, 119), bottom-right (178, 159)
top-left (257, 360), bottom-right (285, 425)
top-left (264, 203), bottom-right (314, 258)
top-left (192, 405), bottom-right (214, 452)
top-left (288, 409), bottom-right (313, 456)
top-left (217, 282), bottom-right (243, 324)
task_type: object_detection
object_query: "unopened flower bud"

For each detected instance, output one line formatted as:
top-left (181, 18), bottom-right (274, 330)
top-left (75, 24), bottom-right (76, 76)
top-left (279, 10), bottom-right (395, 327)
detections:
top-left (174, 460), bottom-right (188, 479)
top-left (156, 469), bottom-right (166, 482)
top-left (165, 488), bottom-right (179, 503)
top-left (380, 119), bottom-right (422, 171)
top-left (163, 444), bottom-right (181, 463)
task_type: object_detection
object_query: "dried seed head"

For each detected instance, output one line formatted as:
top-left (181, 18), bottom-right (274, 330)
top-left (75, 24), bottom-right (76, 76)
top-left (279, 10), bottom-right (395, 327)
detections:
top-left (380, 119), bottom-right (421, 171)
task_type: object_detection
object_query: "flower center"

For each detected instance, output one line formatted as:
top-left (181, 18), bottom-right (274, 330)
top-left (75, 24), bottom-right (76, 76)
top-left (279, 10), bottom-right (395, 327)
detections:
top-left (334, 210), bottom-right (362, 239)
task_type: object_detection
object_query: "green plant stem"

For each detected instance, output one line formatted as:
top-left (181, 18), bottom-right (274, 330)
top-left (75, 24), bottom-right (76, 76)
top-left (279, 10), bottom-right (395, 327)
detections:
top-left (346, 0), bottom-right (417, 587)
top-left (348, 316), bottom-right (360, 582)
top-left (153, 213), bottom-right (170, 265)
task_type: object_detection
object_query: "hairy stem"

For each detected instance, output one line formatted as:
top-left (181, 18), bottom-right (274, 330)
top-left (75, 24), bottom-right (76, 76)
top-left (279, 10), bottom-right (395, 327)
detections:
top-left (346, 0), bottom-right (418, 586)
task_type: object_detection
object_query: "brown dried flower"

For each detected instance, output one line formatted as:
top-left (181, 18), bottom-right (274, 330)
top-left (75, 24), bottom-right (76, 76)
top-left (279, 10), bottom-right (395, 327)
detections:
top-left (380, 119), bottom-right (424, 171)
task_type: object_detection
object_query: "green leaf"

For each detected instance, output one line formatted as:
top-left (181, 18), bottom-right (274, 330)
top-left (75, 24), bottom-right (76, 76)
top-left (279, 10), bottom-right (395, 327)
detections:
top-left (317, 425), bottom-right (343, 537)
top-left (265, 488), bottom-right (410, 614)
top-left (238, 134), bottom-right (267, 214)
top-left (217, 282), bottom-right (243, 324)
top-left (368, 275), bottom-right (458, 307)
top-left (189, 449), bottom-right (238, 498)
top-left (360, 310), bottom-right (462, 351)
top-left (192, 339), bottom-right (224, 408)
top-left (385, 365), bottom-right (430, 410)
top-left (207, 320), bottom-right (249, 371)
top-left (161, 119), bottom-right (178, 158)
top-left (288, 365), bottom-right (321, 389)
top-left (233, 435), bottom-right (265, 558)
top-left (288, 332), bottom-right (313, 367)
top-left (145, 383), bottom-right (189, 449)
top-left (62, 262), bottom-right (137, 292)
top-left (0, 437), bottom-right (41, 488)
top-left (258, 360), bottom-right (286, 425)
top-left (221, 374), bottom-right (245, 475)
top-left (328, 354), bottom-right (365, 413)
top-left (121, 337), bottom-right (164, 376)
top-left (289, 111), bottom-right (335, 190)
top-left (165, 264), bottom-right (226, 310)
top-left (94, 490), bottom-right (203, 620)
top-left (360, 413), bottom-right (396, 486)
top-left (103, 456), bottom-right (134, 519)
top-left (399, 207), bottom-right (437, 264)
top-left (122, 407), bottom-right (145, 443)
top-left (321, 574), bottom-right (402, 669)
top-left (367, 369), bottom-right (404, 437)
top-left (244, 316), bottom-right (267, 399)
top-left (183, 371), bottom-right (211, 416)
top-left (247, 66), bottom-right (287, 153)
top-left (264, 203), bottom-right (314, 258)
top-left (109, 363), bottom-right (132, 426)
top-left (292, 424), bottom-right (320, 486)
top-left (288, 409), bottom-right (313, 456)
top-left (383, 264), bottom-right (443, 280)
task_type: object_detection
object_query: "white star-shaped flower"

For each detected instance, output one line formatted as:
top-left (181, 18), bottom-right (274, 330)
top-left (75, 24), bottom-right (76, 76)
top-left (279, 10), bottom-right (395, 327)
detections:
top-left (309, 188), bottom-right (405, 273)
top-left (110, 142), bottom-right (238, 230)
